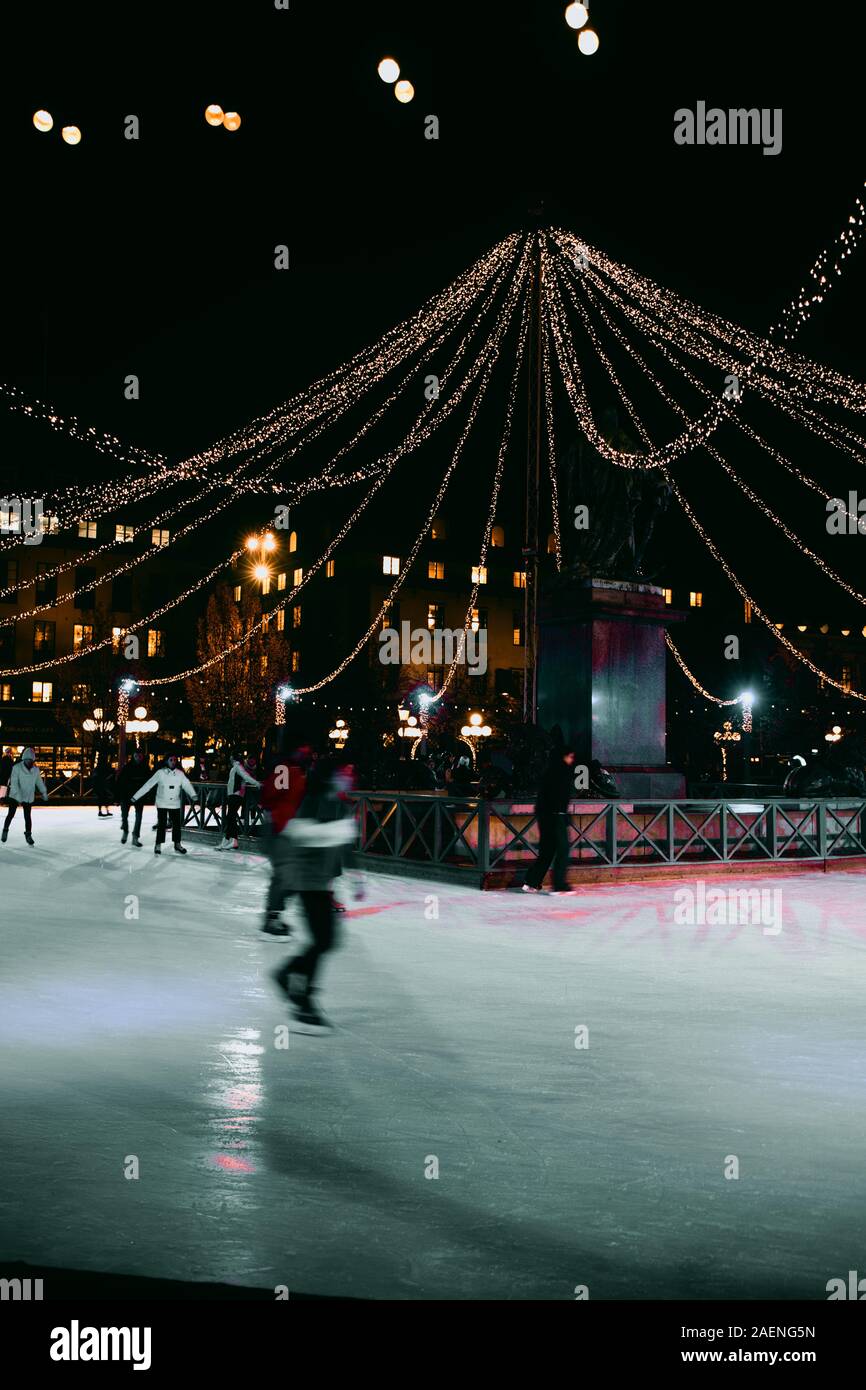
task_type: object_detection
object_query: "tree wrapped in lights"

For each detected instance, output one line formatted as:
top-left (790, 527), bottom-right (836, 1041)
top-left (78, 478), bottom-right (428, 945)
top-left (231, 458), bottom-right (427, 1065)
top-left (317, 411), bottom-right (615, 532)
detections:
top-left (184, 585), bottom-right (288, 752)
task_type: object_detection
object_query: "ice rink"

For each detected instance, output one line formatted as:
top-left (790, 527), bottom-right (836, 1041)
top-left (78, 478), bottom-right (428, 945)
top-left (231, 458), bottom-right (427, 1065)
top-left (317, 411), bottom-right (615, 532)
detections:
top-left (1, 806), bottom-right (865, 1300)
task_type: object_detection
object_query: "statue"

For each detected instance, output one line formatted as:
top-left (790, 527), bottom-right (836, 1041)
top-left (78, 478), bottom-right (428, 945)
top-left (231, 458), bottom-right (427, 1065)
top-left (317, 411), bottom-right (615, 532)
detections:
top-left (560, 408), bottom-right (672, 581)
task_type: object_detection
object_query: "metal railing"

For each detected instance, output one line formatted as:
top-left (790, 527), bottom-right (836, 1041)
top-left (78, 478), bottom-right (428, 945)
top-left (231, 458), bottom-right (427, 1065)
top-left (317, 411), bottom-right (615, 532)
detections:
top-left (182, 782), bottom-right (265, 835)
top-left (348, 792), bottom-right (866, 874)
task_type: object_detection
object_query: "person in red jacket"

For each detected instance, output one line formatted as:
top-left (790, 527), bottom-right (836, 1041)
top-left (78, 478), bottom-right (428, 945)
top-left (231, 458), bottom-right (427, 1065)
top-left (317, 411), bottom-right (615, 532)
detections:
top-left (259, 744), bottom-right (313, 935)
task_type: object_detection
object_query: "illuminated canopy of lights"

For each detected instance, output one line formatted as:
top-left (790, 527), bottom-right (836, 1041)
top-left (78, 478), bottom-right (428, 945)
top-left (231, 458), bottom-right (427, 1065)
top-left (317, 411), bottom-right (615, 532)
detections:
top-left (2, 188), bottom-right (865, 706)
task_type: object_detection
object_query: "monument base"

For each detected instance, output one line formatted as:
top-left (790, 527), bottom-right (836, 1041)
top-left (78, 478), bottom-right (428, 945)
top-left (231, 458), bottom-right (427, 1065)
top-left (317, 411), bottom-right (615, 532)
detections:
top-left (537, 577), bottom-right (686, 797)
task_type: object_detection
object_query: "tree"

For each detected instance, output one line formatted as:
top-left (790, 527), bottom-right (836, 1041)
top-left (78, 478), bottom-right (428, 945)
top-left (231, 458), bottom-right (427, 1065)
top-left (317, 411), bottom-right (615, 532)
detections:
top-left (185, 584), bottom-right (289, 753)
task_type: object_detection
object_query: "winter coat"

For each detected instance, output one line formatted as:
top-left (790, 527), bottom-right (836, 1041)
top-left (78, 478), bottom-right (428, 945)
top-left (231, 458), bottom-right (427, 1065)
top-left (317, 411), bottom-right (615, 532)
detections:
top-left (132, 766), bottom-right (197, 810)
top-left (227, 761), bottom-right (261, 797)
top-left (278, 792), bottom-right (356, 892)
top-left (535, 759), bottom-right (575, 817)
top-left (9, 761), bottom-right (48, 804)
top-left (261, 764), bottom-right (307, 834)
top-left (0, 754), bottom-right (13, 788)
top-left (115, 759), bottom-right (152, 801)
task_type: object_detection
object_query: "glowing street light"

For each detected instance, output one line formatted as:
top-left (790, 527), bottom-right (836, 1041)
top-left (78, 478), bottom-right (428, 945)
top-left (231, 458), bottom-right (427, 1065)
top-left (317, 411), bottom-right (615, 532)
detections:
top-left (564, 3), bottom-right (589, 29)
top-left (394, 80), bottom-right (415, 104)
top-left (263, 532), bottom-right (277, 551)
top-left (205, 104), bottom-right (224, 126)
top-left (578, 28), bottom-right (600, 54)
top-left (33, 110), bottom-right (53, 133)
top-left (61, 125), bottom-right (82, 145)
top-left (223, 111), bottom-right (241, 131)
top-left (253, 562), bottom-right (270, 584)
top-left (378, 57), bottom-right (400, 84)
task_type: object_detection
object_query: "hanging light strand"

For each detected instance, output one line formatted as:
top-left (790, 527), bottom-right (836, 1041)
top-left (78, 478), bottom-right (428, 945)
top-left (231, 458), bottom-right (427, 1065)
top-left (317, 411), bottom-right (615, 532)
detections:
top-left (664, 632), bottom-right (740, 705)
top-left (567, 268), bottom-right (866, 606)
top-left (2, 251), bottom-right (532, 678)
top-left (430, 287), bottom-right (533, 700)
top-left (138, 248), bottom-right (532, 690)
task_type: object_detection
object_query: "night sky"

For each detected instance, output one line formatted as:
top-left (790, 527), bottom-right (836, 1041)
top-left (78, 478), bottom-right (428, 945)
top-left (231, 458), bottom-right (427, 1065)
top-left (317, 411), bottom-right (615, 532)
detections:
top-left (3, 2), bottom-right (864, 615)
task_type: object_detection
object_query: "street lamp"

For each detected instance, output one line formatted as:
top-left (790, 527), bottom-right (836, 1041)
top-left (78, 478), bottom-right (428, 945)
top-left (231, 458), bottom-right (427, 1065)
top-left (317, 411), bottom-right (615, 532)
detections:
top-left (328, 717), bottom-right (349, 749)
top-left (378, 57), bottom-right (400, 83)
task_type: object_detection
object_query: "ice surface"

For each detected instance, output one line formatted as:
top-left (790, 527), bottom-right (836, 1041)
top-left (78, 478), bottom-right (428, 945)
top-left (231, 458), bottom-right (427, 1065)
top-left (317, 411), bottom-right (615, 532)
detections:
top-left (1, 807), bottom-right (865, 1300)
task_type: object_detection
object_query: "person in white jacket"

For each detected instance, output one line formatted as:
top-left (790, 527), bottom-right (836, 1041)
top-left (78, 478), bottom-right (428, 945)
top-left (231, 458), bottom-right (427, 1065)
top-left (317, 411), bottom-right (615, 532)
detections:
top-left (1, 747), bottom-right (48, 845)
top-left (218, 752), bottom-right (262, 851)
top-left (132, 753), bottom-right (196, 855)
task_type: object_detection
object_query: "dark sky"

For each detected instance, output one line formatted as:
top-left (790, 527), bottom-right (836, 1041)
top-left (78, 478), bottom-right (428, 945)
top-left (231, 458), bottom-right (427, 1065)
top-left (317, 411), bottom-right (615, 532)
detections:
top-left (3, 1), bottom-right (864, 614)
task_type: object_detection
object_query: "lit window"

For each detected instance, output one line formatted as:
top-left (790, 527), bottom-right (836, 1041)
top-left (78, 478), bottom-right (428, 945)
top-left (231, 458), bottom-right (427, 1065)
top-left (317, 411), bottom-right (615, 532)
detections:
top-left (0, 682), bottom-right (12, 702)
top-left (431, 517), bottom-right (446, 540)
top-left (513, 571), bottom-right (526, 589)
top-left (260, 654), bottom-right (268, 674)
top-left (73, 623), bottom-right (93, 651)
top-left (32, 680), bottom-right (53, 703)
top-left (491, 525), bottom-right (505, 548)
top-left (663, 588), bottom-right (672, 605)
top-left (471, 566), bottom-right (487, 585)
top-left (513, 626), bottom-right (523, 646)
top-left (842, 666), bottom-right (853, 692)
top-left (546, 533), bottom-right (556, 554)
top-left (744, 600), bottom-right (752, 624)
top-left (689, 591), bottom-right (702, 608)
top-left (292, 605), bottom-right (301, 629)
top-left (233, 585), bottom-right (242, 601)
top-left (262, 615), bottom-right (269, 633)
top-left (152, 528), bottom-right (170, 547)
top-left (293, 567), bottom-right (303, 587)
top-left (471, 608), bottom-right (487, 632)
top-left (78, 520), bottom-right (97, 540)
top-left (33, 621), bottom-right (55, 655)
top-left (326, 559), bottom-right (335, 579)
top-left (289, 531), bottom-right (298, 553)
top-left (40, 513), bottom-right (59, 534)
top-left (428, 560), bottom-right (445, 580)
top-left (111, 626), bottom-right (123, 653)
top-left (115, 524), bottom-right (134, 543)
top-left (383, 555), bottom-right (400, 576)
top-left (276, 608), bottom-right (285, 631)
top-left (277, 572), bottom-right (287, 591)
top-left (428, 603), bottom-right (445, 630)
top-left (72, 683), bottom-right (89, 703)
top-left (147, 629), bottom-right (164, 658)
top-left (291, 651), bottom-right (300, 673)
top-left (262, 577), bottom-right (271, 595)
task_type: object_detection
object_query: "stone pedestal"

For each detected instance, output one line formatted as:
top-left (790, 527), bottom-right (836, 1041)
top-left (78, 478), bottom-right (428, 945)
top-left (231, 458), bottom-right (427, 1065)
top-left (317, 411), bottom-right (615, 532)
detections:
top-left (537, 578), bottom-right (686, 798)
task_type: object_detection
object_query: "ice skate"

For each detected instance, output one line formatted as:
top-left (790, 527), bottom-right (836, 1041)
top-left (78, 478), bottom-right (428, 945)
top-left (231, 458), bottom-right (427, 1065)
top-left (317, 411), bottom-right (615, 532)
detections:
top-left (261, 911), bottom-right (290, 936)
top-left (121, 829), bottom-right (128, 844)
top-left (25, 833), bottom-right (35, 846)
top-left (290, 1002), bottom-right (332, 1034)
top-left (1, 827), bottom-right (7, 843)
top-left (132, 836), bottom-right (143, 848)
top-left (522, 883), bottom-right (545, 894)
top-left (174, 843), bottom-right (188, 855)
top-left (154, 844), bottom-right (161, 855)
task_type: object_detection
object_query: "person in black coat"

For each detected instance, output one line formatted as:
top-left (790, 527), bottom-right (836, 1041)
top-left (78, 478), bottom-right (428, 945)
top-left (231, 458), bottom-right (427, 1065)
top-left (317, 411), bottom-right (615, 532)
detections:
top-left (523, 747), bottom-right (577, 894)
top-left (115, 749), bottom-right (151, 845)
top-left (0, 748), bottom-right (13, 801)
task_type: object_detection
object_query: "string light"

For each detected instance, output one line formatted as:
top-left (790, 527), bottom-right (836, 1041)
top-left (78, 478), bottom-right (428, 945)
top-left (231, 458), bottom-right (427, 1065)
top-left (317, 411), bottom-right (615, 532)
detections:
top-left (1, 235), bottom-right (522, 527)
top-left (567, 268), bottom-right (866, 605)
top-left (665, 633), bottom-right (740, 706)
top-left (430, 287), bottom-right (532, 701)
top-left (138, 247), bottom-right (533, 690)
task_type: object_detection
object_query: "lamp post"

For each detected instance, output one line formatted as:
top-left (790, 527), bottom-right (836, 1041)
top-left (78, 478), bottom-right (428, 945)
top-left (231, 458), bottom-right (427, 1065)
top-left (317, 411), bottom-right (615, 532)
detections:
top-left (459, 711), bottom-right (492, 767)
top-left (116, 677), bottom-right (138, 768)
